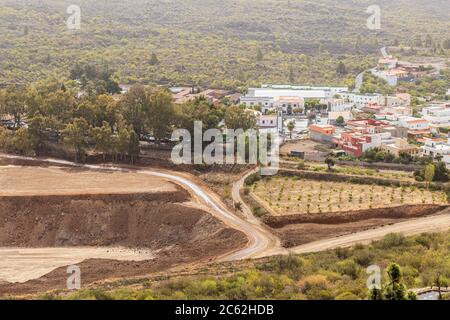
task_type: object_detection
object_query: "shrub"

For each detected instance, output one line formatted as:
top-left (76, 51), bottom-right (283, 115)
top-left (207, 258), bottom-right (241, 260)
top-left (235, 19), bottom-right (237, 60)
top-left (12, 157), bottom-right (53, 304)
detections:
top-left (375, 233), bottom-right (408, 249)
top-left (336, 260), bottom-right (360, 279)
top-left (298, 275), bottom-right (329, 292)
top-left (353, 249), bottom-right (375, 267)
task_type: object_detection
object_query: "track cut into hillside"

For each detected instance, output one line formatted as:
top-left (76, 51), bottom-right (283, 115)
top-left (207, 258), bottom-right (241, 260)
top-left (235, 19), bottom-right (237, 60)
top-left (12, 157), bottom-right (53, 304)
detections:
top-left (0, 165), bottom-right (246, 296)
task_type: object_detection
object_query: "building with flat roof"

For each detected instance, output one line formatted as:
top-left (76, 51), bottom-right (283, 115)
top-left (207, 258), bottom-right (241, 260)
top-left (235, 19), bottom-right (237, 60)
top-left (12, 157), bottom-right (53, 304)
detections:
top-left (339, 92), bottom-right (384, 109)
top-left (422, 138), bottom-right (450, 163)
top-left (241, 85), bottom-right (349, 110)
top-left (421, 103), bottom-right (450, 126)
top-left (336, 131), bottom-right (395, 157)
top-left (381, 138), bottom-right (419, 157)
top-left (309, 124), bottom-right (337, 144)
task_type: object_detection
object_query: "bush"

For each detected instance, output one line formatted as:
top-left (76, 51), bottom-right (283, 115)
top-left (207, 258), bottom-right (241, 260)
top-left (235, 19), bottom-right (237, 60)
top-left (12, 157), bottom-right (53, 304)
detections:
top-left (335, 291), bottom-right (360, 300)
top-left (336, 260), bottom-right (360, 279)
top-left (244, 172), bottom-right (261, 186)
top-left (353, 249), bottom-right (375, 267)
top-left (375, 233), bottom-right (408, 249)
top-left (298, 275), bottom-right (329, 292)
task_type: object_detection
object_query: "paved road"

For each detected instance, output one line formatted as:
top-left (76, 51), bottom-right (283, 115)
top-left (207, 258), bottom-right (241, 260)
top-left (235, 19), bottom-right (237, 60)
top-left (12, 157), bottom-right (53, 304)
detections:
top-left (354, 71), bottom-right (364, 93)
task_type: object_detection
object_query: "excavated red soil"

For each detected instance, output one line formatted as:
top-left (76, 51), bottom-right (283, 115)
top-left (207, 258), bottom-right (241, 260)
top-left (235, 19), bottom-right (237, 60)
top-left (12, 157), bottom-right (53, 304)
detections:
top-left (0, 191), bottom-right (246, 297)
top-left (264, 205), bottom-right (448, 248)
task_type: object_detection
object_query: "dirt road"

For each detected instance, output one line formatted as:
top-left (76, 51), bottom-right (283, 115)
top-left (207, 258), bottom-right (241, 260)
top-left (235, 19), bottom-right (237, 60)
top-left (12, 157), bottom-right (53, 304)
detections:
top-left (289, 211), bottom-right (450, 254)
top-left (0, 247), bottom-right (155, 283)
top-left (2, 153), bottom-right (450, 263)
top-left (0, 154), bottom-right (277, 261)
top-left (229, 168), bottom-right (286, 259)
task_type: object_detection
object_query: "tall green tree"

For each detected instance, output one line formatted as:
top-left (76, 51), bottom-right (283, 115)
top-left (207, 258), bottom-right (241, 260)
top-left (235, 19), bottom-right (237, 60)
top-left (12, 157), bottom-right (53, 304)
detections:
top-left (224, 105), bottom-right (257, 131)
top-left (120, 85), bottom-right (150, 136)
top-left (149, 53), bottom-right (159, 65)
top-left (91, 121), bottom-right (113, 161)
top-left (62, 118), bottom-right (91, 162)
top-left (336, 61), bottom-right (347, 75)
top-left (0, 86), bottom-right (27, 131)
top-left (424, 163), bottom-right (436, 188)
top-left (384, 263), bottom-right (407, 300)
top-left (147, 89), bottom-right (176, 142)
top-left (287, 120), bottom-right (295, 139)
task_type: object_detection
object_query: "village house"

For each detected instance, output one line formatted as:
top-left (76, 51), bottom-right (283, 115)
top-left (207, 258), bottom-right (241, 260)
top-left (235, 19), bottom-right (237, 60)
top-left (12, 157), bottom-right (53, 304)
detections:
top-left (383, 93), bottom-right (411, 108)
top-left (336, 131), bottom-right (391, 157)
top-left (320, 98), bottom-right (353, 112)
top-left (397, 117), bottom-right (430, 139)
top-left (309, 124), bottom-right (336, 144)
top-left (370, 69), bottom-right (399, 86)
top-left (327, 111), bottom-right (353, 125)
top-left (381, 138), bottom-right (420, 157)
top-left (273, 96), bottom-right (305, 115)
top-left (258, 114), bottom-right (279, 129)
top-left (378, 57), bottom-right (398, 70)
top-left (421, 103), bottom-right (450, 126)
top-left (421, 138), bottom-right (450, 168)
top-left (339, 92), bottom-right (383, 109)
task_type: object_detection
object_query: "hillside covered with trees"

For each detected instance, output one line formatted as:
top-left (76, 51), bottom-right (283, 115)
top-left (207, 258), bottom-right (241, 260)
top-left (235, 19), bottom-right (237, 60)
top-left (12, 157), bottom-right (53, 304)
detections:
top-left (1, 0), bottom-right (449, 88)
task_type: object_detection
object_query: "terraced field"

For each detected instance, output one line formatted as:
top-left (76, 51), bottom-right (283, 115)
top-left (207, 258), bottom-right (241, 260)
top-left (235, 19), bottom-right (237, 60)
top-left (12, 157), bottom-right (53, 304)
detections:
top-left (252, 176), bottom-right (448, 216)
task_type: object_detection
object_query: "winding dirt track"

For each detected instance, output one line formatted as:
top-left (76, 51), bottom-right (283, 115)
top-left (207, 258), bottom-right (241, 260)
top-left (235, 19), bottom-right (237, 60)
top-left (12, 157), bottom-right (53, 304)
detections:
top-left (0, 154), bottom-right (279, 261)
top-left (1, 154), bottom-right (450, 263)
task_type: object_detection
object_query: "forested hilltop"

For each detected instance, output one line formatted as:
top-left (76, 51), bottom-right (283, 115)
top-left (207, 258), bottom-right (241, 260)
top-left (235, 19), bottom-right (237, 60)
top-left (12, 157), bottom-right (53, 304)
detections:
top-left (1, 0), bottom-right (449, 88)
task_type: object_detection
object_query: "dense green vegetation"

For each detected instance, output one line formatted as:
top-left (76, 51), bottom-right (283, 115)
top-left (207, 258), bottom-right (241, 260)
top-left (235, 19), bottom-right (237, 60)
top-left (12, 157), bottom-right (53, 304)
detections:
top-left (37, 232), bottom-right (450, 300)
top-left (399, 69), bottom-right (450, 108)
top-left (360, 72), bottom-right (395, 95)
top-left (1, 0), bottom-right (448, 88)
top-left (0, 79), bottom-right (259, 162)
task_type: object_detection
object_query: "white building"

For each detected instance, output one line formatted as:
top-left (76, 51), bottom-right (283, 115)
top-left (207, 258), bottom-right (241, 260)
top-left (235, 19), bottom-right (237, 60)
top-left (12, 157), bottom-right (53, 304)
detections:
top-left (421, 103), bottom-right (450, 126)
top-left (383, 93), bottom-right (411, 108)
top-left (339, 92), bottom-right (384, 109)
top-left (252, 85), bottom-right (348, 99)
top-left (241, 96), bottom-right (274, 111)
top-left (258, 115), bottom-right (278, 128)
top-left (370, 69), bottom-right (398, 86)
top-left (422, 138), bottom-right (450, 159)
top-left (273, 96), bottom-right (305, 115)
top-left (320, 98), bottom-right (353, 112)
top-left (241, 85), bottom-right (348, 111)
top-left (397, 117), bottom-right (430, 131)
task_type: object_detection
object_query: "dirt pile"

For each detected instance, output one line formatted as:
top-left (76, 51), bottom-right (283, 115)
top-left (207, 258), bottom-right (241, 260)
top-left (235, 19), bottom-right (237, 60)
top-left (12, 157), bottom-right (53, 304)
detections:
top-left (0, 192), bottom-right (246, 296)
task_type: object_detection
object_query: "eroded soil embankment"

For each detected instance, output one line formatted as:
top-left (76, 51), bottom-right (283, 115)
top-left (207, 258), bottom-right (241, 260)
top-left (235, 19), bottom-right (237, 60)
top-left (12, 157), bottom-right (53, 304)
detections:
top-left (263, 205), bottom-right (448, 248)
top-left (0, 190), bottom-right (246, 296)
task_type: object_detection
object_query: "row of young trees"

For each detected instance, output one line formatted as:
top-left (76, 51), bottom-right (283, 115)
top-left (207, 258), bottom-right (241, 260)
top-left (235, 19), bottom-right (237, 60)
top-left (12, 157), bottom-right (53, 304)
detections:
top-left (0, 81), bottom-right (257, 163)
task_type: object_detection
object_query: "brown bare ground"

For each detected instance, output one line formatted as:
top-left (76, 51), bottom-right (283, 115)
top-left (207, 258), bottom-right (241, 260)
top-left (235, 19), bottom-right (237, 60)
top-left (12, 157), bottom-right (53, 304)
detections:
top-left (265, 205), bottom-right (448, 248)
top-left (0, 166), bottom-right (246, 297)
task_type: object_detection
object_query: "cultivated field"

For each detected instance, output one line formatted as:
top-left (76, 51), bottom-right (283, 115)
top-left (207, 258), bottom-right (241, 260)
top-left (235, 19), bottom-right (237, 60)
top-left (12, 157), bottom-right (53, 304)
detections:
top-left (251, 176), bottom-right (448, 216)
